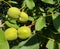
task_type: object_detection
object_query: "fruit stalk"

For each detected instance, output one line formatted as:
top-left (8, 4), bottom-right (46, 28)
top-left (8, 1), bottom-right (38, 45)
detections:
top-left (28, 20), bottom-right (36, 28)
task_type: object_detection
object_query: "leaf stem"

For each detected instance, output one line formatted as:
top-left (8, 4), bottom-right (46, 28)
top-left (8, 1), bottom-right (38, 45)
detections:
top-left (3, 1), bottom-right (12, 7)
top-left (20, 1), bottom-right (26, 11)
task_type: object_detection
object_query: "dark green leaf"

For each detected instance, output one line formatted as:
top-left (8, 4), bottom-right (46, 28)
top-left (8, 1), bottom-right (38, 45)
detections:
top-left (52, 12), bottom-right (60, 33)
top-left (54, 41), bottom-right (59, 49)
top-left (19, 34), bottom-right (39, 49)
top-left (18, 39), bottom-right (28, 48)
top-left (13, 34), bottom-right (40, 49)
top-left (11, 46), bottom-right (18, 49)
top-left (35, 16), bottom-right (46, 31)
top-left (54, 34), bottom-right (60, 43)
top-left (0, 30), bottom-right (9, 49)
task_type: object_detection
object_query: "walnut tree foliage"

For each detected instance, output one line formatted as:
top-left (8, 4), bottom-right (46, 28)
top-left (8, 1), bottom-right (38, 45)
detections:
top-left (0, 0), bottom-right (60, 49)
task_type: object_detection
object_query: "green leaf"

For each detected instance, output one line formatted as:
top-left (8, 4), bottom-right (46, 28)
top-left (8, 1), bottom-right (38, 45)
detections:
top-left (11, 46), bottom-right (18, 49)
top-left (0, 30), bottom-right (9, 49)
top-left (46, 39), bottom-right (54, 49)
top-left (25, 0), bottom-right (35, 9)
top-left (47, 39), bottom-right (54, 49)
top-left (19, 34), bottom-right (39, 49)
top-left (48, 8), bottom-right (55, 13)
top-left (35, 16), bottom-right (46, 31)
top-left (46, 39), bottom-right (59, 49)
top-left (39, 7), bottom-right (44, 12)
top-left (0, 0), bottom-right (4, 2)
top-left (5, 21), bottom-right (19, 29)
top-left (54, 41), bottom-right (59, 49)
top-left (8, 1), bottom-right (18, 4)
top-left (20, 43), bottom-right (39, 49)
top-left (18, 39), bottom-right (28, 48)
top-left (41, 0), bottom-right (55, 4)
top-left (11, 38), bottom-right (29, 49)
top-left (9, 19), bottom-right (16, 24)
top-left (12, 39), bottom-right (30, 49)
top-left (28, 16), bottom-right (34, 21)
top-left (54, 34), bottom-right (60, 43)
top-left (52, 12), bottom-right (60, 33)
top-left (52, 12), bottom-right (60, 20)
top-left (13, 34), bottom-right (40, 49)
top-left (58, 43), bottom-right (60, 49)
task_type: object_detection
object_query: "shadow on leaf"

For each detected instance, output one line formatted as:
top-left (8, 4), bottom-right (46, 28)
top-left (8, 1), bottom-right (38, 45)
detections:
top-left (24, 34), bottom-right (39, 46)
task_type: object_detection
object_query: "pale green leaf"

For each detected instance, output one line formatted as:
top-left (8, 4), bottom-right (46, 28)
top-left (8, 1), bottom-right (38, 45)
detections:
top-left (8, 1), bottom-right (18, 4)
top-left (9, 19), bottom-right (17, 24)
top-left (48, 8), bottom-right (55, 13)
top-left (25, 0), bottom-right (35, 9)
top-left (28, 16), bottom-right (34, 21)
top-left (5, 21), bottom-right (19, 29)
top-left (46, 39), bottom-right (59, 49)
top-left (46, 39), bottom-right (54, 49)
top-left (41, 0), bottom-right (55, 4)
top-left (52, 12), bottom-right (60, 20)
top-left (39, 7), bottom-right (44, 12)
top-left (35, 16), bottom-right (46, 31)
top-left (0, 30), bottom-right (9, 49)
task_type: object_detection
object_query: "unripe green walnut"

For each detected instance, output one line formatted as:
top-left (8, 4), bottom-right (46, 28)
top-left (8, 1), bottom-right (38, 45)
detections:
top-left (18, 26), bottom-right (32, 39)
top-left (5, 28), bottom-right (17, 40)
top-left (19, 12), bottom-right (28, 22)
top-left (7, 7), bottom-right (20, 18)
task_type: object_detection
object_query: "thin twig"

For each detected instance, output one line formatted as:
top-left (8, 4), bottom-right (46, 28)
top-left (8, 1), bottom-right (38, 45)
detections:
top-left (28, 20), bottom-right (36, 28)
top-left (3, 1), bottom-right (12, 7)
top-left (20, 1), bottom-right (26, 11)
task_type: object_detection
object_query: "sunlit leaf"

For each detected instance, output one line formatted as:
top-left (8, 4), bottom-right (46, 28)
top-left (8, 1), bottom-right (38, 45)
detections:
top-left (8, 1), bottom-right (18, 4)
top-left (35, 16), bottom-right (46, 31)
top-left (25, 0), bottom-right (35, 9)
top-left (5, 21), bottom-right (19, 29)
top-left (48, 8), bottom-right (55, 13)
top-left (0, 30), bottom-right (9, 49)
top-left (28, 16), bottom-right (34, 21)
top-left (41, 0), bottom-right (55, 4)
top-left (46, 39), bottom-right (58, 49)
